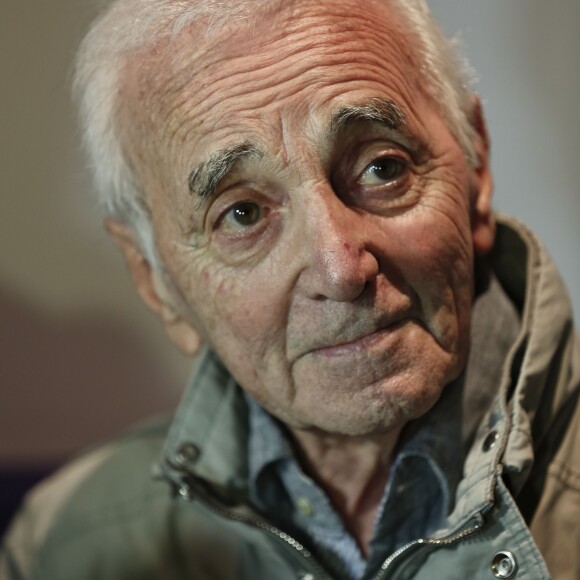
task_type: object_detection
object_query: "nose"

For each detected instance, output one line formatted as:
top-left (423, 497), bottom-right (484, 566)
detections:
top-left (295, 190), bottom-right (379, 302)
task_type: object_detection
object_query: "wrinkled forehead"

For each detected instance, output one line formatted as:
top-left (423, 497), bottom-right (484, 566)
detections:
top-left (122, 2), bottom-right (418, 117)
top-left (119, 0), bottom-right (422, 173)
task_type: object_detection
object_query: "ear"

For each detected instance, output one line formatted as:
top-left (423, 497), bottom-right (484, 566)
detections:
top-left (105, 219), bottom-right (202, 357)
top-left (469, 95), bottom-right (496, 256)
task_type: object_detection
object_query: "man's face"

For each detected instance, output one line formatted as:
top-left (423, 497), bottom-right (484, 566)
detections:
top-left (123, 0), bottom-right (493, 436)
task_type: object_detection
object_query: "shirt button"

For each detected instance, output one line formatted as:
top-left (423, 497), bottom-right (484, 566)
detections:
top-left (491, 551), bottom-right (518, 578)
top-left (298, 574), bottom-right (315, 580)
top-left (483, 430), bottom-right (500, 452)
top-left (296, 497), bottom-right (314, 517)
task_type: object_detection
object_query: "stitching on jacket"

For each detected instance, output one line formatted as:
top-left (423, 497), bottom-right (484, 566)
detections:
top-left (548, 460), bottom-right (580, 492)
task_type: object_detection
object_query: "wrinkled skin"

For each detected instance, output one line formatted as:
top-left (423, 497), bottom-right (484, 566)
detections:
top-left (121, 0), bottom-right (494, 437)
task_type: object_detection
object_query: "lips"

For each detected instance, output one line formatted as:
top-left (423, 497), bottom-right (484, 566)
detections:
top-left (310, 318), bottom-right (410, 358)
top-left (290, 311), bottom-right (415, 363)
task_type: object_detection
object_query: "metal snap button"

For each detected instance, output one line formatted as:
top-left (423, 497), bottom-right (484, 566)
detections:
top-left (483, 430), bottom-right (500, 452)
top-left (491, 551), bottom-right (517, 578)
top-left (178, 481), bottom-right (193, 501)
top-left (174, 442), bottom-right (201, 466)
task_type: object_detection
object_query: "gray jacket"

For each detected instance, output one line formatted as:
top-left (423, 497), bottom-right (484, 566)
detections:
top-left (2, 216), bottom-right (579, 579)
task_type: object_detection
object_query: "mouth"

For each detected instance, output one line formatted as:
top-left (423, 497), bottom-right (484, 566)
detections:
top-left (306, 318), bottom-right (411, 359)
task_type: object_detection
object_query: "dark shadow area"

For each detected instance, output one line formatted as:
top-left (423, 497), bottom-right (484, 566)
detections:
top-left (0, 466), bottom-right (58, 540)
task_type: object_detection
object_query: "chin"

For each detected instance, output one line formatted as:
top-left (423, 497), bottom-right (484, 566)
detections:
top-left (288, 369), bottom-right (453, 437)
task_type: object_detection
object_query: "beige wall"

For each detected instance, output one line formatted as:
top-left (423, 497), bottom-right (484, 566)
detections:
top-left (1, 1), bottom-right (579, 465)
top-left (430, 0), bottom-right (580, 317)
top-left (0, 0), bottom-right (190, 464)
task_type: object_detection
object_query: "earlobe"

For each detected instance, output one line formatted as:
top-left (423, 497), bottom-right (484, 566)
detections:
top-left (105, 218), bottom-right (202, 357)
top-left (149, 270), bottom-right (203, 357)
top-left (162, 317), bottom-right (203, 357)
top-left (469, 95), bottom-right (496, 256)
top-left (105, 219), bottom-right (164, 313)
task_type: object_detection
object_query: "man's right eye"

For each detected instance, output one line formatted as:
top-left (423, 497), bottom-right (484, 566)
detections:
top-left (218, 200), bottom-right (266, 232)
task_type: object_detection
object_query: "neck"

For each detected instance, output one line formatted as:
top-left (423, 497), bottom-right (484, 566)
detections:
top-left (289, 426), bottom-right (403, 556)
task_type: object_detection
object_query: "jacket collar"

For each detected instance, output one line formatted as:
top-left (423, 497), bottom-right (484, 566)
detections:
top-left (159, 348), bottom-right (251, 497)
top-left (492, 215), bottom-right (576, 492)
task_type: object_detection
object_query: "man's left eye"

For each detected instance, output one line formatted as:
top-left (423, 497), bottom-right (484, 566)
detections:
top-left (359, 156), bottom-right (406, 185)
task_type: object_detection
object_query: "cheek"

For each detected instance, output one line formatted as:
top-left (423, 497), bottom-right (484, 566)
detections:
top-left (410, 225), bottom-right (473, 289)
top-left (382, 208), bottom-right (475, 341)
top-left (193, 265), bottom-right (295, 400)
top-left (191, 262), bottom-right (288, 356)
top-left (386, 207), bottom-right (473, 277)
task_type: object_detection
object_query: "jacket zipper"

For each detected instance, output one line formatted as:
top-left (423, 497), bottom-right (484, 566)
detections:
top-left (172, 471), bottom-right (487, 580)
top-left (175, 474), bottom-right (335, 580)
top-left (374, 513), bottom-right (486, 578)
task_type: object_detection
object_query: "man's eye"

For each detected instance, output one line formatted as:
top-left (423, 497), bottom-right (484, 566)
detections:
top-left (219, 200), bottom-right (265, 231)
top-left (359, 157), bottom-right (406, 185)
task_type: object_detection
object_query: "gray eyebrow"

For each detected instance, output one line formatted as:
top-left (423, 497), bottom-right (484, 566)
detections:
top-left (187, 141), bottom-right (262, 200)
top-left (330, 97), bottom-right (407, 134)
top-left (187, 98), bottom-right (405, 200)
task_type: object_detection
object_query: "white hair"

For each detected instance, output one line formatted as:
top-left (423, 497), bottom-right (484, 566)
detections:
top-left (73, 0), bottom-right (477, 266)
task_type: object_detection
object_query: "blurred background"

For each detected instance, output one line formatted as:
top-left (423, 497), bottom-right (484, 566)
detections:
top-left (1, 0), bottom-right (579, 536)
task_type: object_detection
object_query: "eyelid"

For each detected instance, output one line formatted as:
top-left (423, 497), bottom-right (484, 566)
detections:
top-left (348, 136), bottom-right (410, 172)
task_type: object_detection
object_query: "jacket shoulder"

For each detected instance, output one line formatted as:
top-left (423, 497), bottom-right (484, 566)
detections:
top-left (1, 418), bottom-right (173, 579)
top-left (530, 346), bottom-right (580, 580)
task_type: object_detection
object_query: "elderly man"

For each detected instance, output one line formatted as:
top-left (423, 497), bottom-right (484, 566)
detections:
top-left (2, 0), bottom-right (579, 578)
